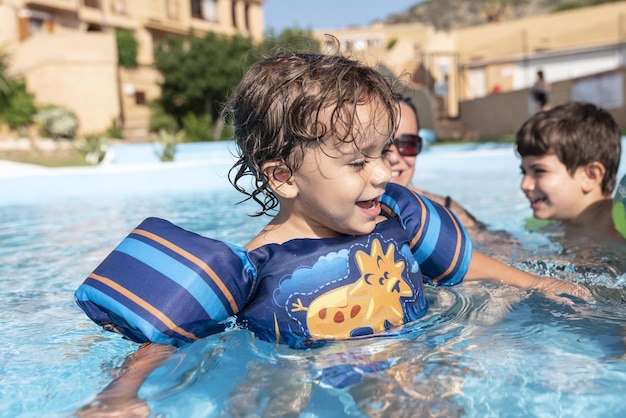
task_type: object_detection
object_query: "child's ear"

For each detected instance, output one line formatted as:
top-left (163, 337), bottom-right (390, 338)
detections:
top-left (262, 161), bottom-right (298, 199)
top-left (580, 161), bottom-right (606, 193)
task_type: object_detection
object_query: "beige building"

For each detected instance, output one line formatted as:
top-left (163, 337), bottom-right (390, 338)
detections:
top-left (316, 2), bottom-right (626, 136)
top-left (0, 0), bottom-right (265, 138)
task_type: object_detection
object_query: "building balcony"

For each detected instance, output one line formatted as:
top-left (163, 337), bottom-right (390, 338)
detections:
top-left (78, 0), bottom-right (136, 30)
top-left (24, 0), bottom-right (77, 13)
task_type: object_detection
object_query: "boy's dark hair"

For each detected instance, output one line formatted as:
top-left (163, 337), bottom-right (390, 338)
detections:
top-left (515, 101), bottom-right (622, 195)
top-left (225, 48), bottom-right (398, 216)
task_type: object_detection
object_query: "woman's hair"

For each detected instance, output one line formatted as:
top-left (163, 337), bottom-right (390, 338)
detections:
top-left (224, 47), bottom-right (398, 216)
top-left (394, 93), bottom-right (420, 130)
top-left (515, 101), bottom-right (622, 194)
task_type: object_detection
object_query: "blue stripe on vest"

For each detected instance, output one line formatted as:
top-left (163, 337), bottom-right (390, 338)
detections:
top-left (75, 280), bottom-right (185, 345)
top-left (413, 197), bottom-right (440, 264)
top-left (458, 239), bottom-right (472, 279)
top-left (380, 194), bottom-right (402, 224)
top-left (116, 238), bottom-right (230, 321)
top-left (91, 250), bottom-right (211, 324)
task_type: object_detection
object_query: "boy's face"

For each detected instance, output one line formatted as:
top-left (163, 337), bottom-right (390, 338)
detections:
top-left (289, 102), bottom-right (392, 238)
top-left (519, 153), bottom-right (591, 221)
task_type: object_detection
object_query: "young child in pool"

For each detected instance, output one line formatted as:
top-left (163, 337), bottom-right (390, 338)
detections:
top-left (516, 101), bottom-right (625, 246)
top-left (75, 49), bottom-right (591, 415)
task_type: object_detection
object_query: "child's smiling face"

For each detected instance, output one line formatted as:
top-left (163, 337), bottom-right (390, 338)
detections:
top-left (519, 152), bottom-right (590, 221)
top-left (289, 101), bottom-right (393, 238)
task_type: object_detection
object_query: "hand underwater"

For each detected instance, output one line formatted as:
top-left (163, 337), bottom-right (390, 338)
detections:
top-left (76, 396), bottom-right (150, 418)
top-left (530, 277), bottom-right (594, 305)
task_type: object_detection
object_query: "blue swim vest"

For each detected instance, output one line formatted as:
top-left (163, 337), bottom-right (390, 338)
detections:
top-left (74, 183), bottom-right (472, 348)
top-left (613, 174), bottom-right (626, 239)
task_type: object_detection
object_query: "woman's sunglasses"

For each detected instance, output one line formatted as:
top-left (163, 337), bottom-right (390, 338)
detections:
top-left (394, 133), bottom-right (423, 157)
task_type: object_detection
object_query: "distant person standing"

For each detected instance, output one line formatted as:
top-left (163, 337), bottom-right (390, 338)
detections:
top-left (434, 74), bottom-right (449, 118)
top-left (530, 70), bottom-right (550, 112)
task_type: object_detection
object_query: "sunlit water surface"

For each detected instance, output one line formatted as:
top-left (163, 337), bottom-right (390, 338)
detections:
top-left (1, 140), bottom-right (625, 417)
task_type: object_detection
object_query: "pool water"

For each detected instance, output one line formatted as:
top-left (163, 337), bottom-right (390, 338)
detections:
top-left (1, 140), bottom-right (625, 417)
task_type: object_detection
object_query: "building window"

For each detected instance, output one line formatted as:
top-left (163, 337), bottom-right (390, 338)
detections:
top-left (111, 0), bottom-right (127, 14)
top-left (369, 38), bottom-right (382, 48)
top-left (191, 0), bottom-right (217, 21)
top-left (339, 36), bottom-right (383, 52)
top-left (86, 23), bottom-right (104, 31)
top-left (84, 0), bottom-right (101, 8)
top-left (135, 91), bottom-right (146, 105)
top-left (232, 0), bottom-right (237, 28)
top-left (27, 18), bottom-right (45, 37)
top-left (17, 10), bottom-right (52, 40)
top-left (352, 39), bottom-right (367, 51)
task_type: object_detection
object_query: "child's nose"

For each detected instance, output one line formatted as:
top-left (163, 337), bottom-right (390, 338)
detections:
top-left (520, 175), bottom-right (534, 192)
top-left (370, 158), bottom-right (392, 186)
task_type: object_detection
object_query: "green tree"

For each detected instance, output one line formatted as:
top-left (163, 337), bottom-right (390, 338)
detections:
top-left (115, 29), bottom-right (138, 68)
top-left (153, 32), bottom-right (255, 125)
top-left (0, 50), bottom-right (37, 132)
top-left (182, 111), bottom-right (211, 142)
top-left (1, 80), bottom-right (37, 131)
top-left (152, 28), bottom-right (319, 139)
top-left (148, 100), bottom-right (178, 133)
top-left (0, 50), bottom-right (13, 110)
top-left (261, 27), bottom-right (320, 52)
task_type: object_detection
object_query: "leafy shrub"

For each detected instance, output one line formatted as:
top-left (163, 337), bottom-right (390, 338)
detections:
top-left (1, 80), bottom-right (37, 131)
top-left (154, 129), bottom-right (184, 162)
top-left (34, 105), bottom-right (79, 139)
top-left (106, 119), bottom-right (123, 139)
top-left (148, 101), bottom-right (178, 133)
top-left (0, 50), bottom-right (12, 104)
top-left (116, 29), bottom-right (138, 68)
top-left (553, 1), bottom-right (584, 11)
top-left (182, 112), bottom-right (211, 142)
top-left (76, 133), bottom-right (107, 165)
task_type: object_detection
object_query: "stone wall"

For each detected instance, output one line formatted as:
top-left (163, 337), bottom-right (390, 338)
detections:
top-left (459, 68), bottom-right (626, 138)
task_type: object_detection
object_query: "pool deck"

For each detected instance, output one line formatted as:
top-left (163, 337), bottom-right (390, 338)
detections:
top-left (0, 159), bottom-right (48, 178)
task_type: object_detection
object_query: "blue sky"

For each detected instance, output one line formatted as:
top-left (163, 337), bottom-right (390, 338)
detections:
top-left (262, 0), bottom-right (424, 33)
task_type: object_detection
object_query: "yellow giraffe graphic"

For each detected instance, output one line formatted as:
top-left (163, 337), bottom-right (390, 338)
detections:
top-left (291, 239), bottom-right (413, 339)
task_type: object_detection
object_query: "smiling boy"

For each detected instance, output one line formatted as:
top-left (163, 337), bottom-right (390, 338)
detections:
top-left (516, 101), bottom-right (624, 245)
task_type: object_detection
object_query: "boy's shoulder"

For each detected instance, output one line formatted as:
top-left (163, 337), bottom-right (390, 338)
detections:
top-left (564, 199), bottom-right (624, 247)
top-left (613, 173), bottom-right (626, 240)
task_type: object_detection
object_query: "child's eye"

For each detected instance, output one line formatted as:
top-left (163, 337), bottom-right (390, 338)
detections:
top-left (349, 159), bottom-right (368, 169)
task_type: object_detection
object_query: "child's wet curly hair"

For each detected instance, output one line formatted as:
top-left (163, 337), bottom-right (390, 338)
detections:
top-left (224, 46), bottom-right (398, 216)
